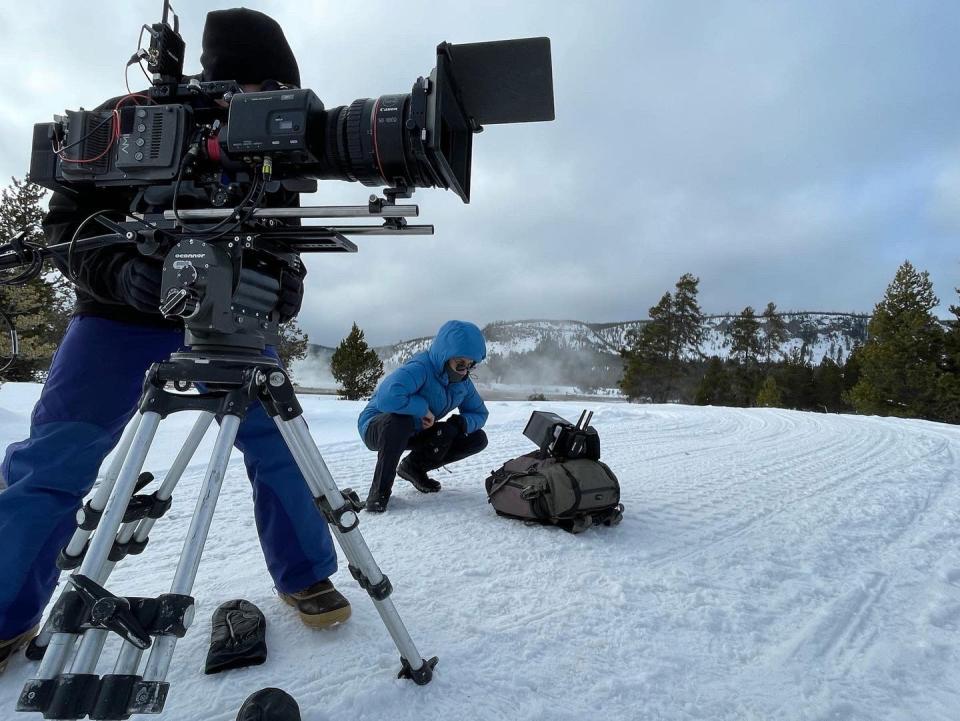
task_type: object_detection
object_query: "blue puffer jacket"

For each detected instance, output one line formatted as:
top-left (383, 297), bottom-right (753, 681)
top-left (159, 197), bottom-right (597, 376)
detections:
top-left (358, 320), bottom-right (489, 439)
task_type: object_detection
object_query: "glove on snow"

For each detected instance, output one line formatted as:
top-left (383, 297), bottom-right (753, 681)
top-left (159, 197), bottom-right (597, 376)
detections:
top-left (204, 599), bottom-right (268, 674)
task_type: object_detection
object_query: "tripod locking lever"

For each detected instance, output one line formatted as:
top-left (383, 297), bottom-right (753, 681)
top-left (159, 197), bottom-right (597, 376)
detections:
top-left (69, 575), bottom-right (153, 650)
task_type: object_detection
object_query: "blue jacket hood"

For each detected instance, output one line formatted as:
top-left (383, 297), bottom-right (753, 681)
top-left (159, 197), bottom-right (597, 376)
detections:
top-left (427, 321), bottom-right (486, 372)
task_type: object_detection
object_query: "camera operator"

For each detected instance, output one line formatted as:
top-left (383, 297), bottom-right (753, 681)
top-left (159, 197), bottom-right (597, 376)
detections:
top-left (358, 320), bottom-right (489, 512)
top-left (0, 9), bottom-right (351, 672)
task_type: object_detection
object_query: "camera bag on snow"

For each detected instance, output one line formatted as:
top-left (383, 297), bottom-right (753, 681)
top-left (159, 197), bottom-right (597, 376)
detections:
top-left (485, 410), bottom-right (624, 533)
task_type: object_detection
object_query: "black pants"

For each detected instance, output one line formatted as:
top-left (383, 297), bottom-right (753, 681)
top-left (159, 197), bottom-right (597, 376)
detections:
top-left (363, 413), bottom-right (488, 502)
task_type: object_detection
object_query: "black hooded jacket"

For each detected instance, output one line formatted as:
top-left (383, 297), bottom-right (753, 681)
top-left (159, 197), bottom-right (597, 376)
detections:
top-left (46, 8), bottom-right (304, 327)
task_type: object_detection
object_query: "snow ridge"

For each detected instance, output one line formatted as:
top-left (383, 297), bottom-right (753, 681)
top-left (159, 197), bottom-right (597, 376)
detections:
top-left (293, 313), bottom-right (872, 388)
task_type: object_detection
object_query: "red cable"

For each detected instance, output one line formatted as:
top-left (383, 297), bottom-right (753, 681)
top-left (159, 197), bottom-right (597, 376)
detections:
top-left (59, 92), bottom-right (153, 164)
top-left (57, 112), bottom-right (119, 164)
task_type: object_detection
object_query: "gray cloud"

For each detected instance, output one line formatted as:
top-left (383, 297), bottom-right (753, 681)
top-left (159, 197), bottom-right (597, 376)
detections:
top-left (1, 0), bottom-right (957, 346)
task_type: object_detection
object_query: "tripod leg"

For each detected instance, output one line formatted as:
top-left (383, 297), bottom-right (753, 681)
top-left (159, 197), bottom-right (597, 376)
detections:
top-left (140, 414), bottom-right (241, 690)
top-left (61, 413), bottom-right (143, 565)
top-left (29, 412), bottom-right (216, 664)
top-left (126, 411), bottom-right (216, 554)
top-left (82, 412), bottom-right (220, 680)
top-left (31, 412), bottom-right (162, 684)
top-left (27, 415), bottom-right (144, 658)
top-left (275, 416), bottom-right (437, 684)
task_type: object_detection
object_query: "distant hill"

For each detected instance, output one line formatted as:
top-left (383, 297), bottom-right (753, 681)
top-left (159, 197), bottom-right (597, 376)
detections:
top-left (291, 313), bottom-right (872, 390)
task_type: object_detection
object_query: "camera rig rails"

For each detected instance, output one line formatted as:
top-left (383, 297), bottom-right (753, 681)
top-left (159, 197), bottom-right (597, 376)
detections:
top-left (0, 185), bottom-right (432, 353)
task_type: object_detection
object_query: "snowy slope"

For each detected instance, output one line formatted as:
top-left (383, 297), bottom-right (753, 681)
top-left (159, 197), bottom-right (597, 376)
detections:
top-left (1, 382), bottom-right (959, 721)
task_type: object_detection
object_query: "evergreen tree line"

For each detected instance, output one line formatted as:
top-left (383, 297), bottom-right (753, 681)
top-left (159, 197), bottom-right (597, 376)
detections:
top-left (621, 263), bottom-right (960, 424)
top-left (0, 178), bottom-right (309, 385)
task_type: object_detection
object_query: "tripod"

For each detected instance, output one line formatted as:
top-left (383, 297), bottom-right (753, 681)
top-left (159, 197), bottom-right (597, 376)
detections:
top-left (15, 347), bottom-right (437, 720)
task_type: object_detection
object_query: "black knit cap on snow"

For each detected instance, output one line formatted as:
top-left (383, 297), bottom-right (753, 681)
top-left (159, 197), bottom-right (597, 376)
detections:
top-left (200, 8), bottom-right (300, 87)
top-left (236, 688), bottom-right (301, 721)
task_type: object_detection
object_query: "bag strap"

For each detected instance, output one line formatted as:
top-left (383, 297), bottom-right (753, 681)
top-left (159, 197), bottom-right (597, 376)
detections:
top-left (486, 454), bottom-right (549, 503)
top-left (556, 463), bottom-right (583, 512)
top-left (486, 470), bottom-right (528, 502)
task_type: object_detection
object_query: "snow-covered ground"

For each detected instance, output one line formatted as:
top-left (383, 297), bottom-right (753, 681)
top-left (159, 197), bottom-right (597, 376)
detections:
top-left (1, 382), bottom-right (959, 720)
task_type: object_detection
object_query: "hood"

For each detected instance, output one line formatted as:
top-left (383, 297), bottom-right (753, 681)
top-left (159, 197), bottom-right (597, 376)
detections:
top-left (427, 321), bottom-right (487, 373)
top-left (200, 8), bottom-right (301, 87)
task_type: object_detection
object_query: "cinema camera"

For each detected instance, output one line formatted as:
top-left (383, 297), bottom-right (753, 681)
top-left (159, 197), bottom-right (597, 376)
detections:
top-left (4, 0), bottom-right (554, 354)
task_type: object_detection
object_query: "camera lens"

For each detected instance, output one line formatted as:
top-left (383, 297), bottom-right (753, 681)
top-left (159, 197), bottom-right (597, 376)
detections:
top-left (312, 94), bottom-right (435, 192)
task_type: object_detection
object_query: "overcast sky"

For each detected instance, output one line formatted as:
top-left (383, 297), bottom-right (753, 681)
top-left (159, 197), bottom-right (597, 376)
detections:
top-left (1, 1), bottom-right (957, 346)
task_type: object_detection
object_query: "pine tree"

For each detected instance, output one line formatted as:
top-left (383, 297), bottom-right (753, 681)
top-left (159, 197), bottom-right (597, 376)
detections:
top-left (755, 375), bottom-right (783, 407)
top-left (0, 177), bottom-right (73, 382)
top-left (840, 344), bottom-right (863, 408)
top-left (277, 319), bottom-right (309, 380)
top-left (694, 356), bottom-right (734, 406)
top-left (728, 306), bottom-right (762, 365)
top-left (814, 357), bottom-right (846, 412)
top-left (935, 286), bottom-right (960, 423)
top-left (761, 302), bottom-right (789, 366)
top-left (774, 347), bottom-right (816, 410)
top-left (621, 292), bottom-right (673, 401)
top-left (331, 322), bottom-right (383, 400)
top-left (671, 273), bottom-right (704, 361)
top-left (620, 273), bottom-right (704, 403)
top-left (849, 261), bottom-right (943, 418)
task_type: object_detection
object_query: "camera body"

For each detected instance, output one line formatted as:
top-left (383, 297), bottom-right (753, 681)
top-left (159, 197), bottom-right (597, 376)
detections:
top-left (29, 33), bottom-right (555, 206)
top-left (221, 89), bottom-right (321, 164)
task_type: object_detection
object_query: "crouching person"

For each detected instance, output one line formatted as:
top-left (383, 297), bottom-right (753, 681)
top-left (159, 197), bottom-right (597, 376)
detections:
top-left (358, 321), bottom-right (489, 512)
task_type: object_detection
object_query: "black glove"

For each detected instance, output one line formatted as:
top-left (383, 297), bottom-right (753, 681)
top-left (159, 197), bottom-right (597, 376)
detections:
top-left (204, 599), bottom-right (268, 675)
top-left (277, 264), bottom-right (306, 323)
top-left (116, 256), bottom-right (164, 313)
top-left (448, 414), bottom-right (468, 436)
top-left (411, 420), bottom-right (459, 465)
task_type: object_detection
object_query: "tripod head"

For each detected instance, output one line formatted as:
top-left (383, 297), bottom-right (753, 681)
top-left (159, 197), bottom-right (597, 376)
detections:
top-left (0, 187), bottom-right (433, 355)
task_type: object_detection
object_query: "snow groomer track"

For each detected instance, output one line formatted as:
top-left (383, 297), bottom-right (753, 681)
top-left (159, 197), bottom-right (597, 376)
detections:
top-left (0, 385), bottom-right (958, 720)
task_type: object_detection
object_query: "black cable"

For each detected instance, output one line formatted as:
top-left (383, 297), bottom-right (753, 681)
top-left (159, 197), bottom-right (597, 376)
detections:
top-left (0, 249), bottom-right (42, 286)
top-left (172, 159), bottom-right (265, 239)
top-left (0, 232), bottom-right (44, 287)
top-left (171, 155), bottom-right (240, 235)
top-left (51, 113), bottom-right (115, 156)
top-left (0, 307), bottom-right (18, 373)
top-left (195, 174), bottom-right (266, 244)
top-left (66, 211), bottom-right (113, 285)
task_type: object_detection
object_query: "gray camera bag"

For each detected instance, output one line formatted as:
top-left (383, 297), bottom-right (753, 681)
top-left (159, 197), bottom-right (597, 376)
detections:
top-left (485, 452), bottom-right (623, 533)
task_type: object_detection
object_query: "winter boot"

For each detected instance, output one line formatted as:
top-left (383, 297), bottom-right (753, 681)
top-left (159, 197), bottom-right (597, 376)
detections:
top-left (279, 579), bottom-right (351, 628)
top-left (364, 488), bottom-right (391, 512)
top-left (397, 456), bottom-right (441, 493)
top-left (0, 625), bottom-right (38, 674)
top-left (364, 497), bottom-right (388, 513)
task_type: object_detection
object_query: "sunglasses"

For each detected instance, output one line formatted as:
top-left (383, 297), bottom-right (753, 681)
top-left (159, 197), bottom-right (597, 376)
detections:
top-left (452, 359), bottom-right (479, 372)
